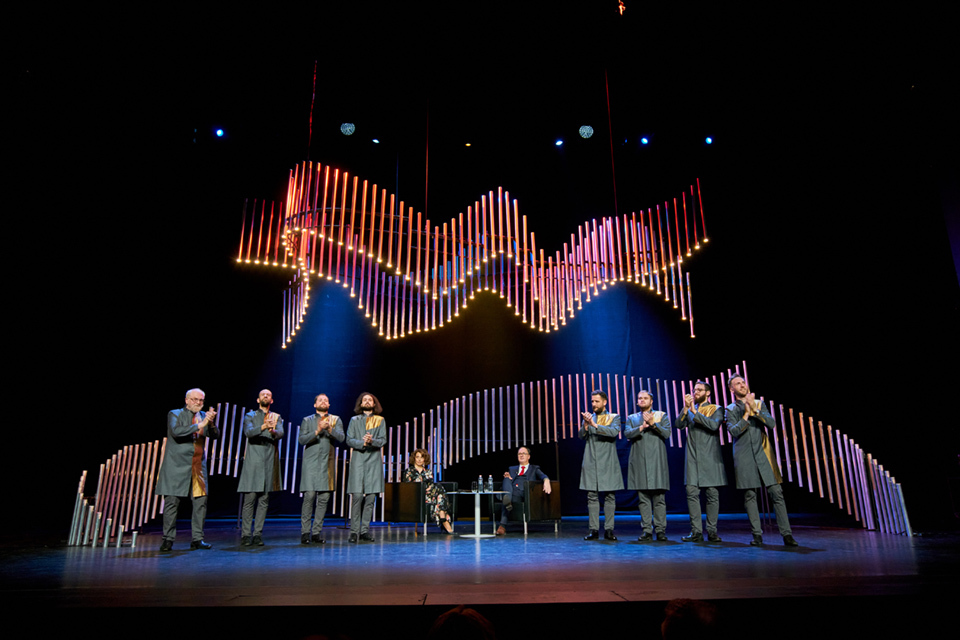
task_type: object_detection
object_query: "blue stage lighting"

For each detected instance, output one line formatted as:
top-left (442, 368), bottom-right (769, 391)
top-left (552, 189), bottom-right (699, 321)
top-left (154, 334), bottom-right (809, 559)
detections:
top-left (579, 125), bottom-right (594, 139)
top-left (705, 136), bottom-right (713, 144)
top-left (372, 139), bottom-right (380, 144)
top-left (555, 139), bottom-right (563, 146)
top-left (641, 137), bottom-right (649, 145)
top-left (215, 129), bottom-right (224, 137)
top-left (341, 123), bottom-right (356, 136)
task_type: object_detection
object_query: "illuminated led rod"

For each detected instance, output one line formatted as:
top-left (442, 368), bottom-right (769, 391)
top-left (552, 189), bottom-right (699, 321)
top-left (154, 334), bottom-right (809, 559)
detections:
top-left (239, 162), bottom-right (712, 343)
top-left (68, 365), bottom-right (906, 536)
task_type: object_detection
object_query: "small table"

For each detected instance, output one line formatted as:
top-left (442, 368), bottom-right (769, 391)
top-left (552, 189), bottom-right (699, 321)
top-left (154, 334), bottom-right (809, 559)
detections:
top-left (448, 491), bottom-right (507, 538)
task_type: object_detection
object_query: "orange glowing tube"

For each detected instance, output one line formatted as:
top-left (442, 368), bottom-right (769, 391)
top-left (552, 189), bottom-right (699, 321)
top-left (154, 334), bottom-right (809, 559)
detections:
top-left (424, 220), bottom-right (432, 295)
top-left (673, 197), bottom-right (682, 265)
top-left (530, 233), bottom-right (538, 300)
top-left (442, 222), bottom-right (449, 295)
top-left (405, 207), bottom-right (413, 280)
top-left (432, 226), bottom-right (440, 300)
top-left (547, 255), bottom-right (554, 330)
top-left (480, 195), bottom-right (488, 264)
top-left (638, 212), bottom-right (647, 284)
top-left (458, 211), bottom-right (465, 284)
top-left (497, 187), bottom-right (504, 254)
top-left (245, 199), bottom-right (255, 262)
top-left (376, 191), bottom-right (386, 263)
top-left (367, 186), bottom-right (378, 258)
top-left (498, 240), bottom-right (504, 296)
top-left (574, 244), bottom-right (583, 309)
top-left (466, 206), bottom-right (473, 277)
top-left (393, 202), bottom-right (404, 275)
top-left (488, 190), bottom-right (496, 259)
top-left (265, 202), bottom-right (275, 266)
top-left (609, 218), bottom-right (619, 282)
top-left (664, 201), bottom-right (675, 270)
top-left (505, 192), bottom-right (514, 258)
top-left (386, 194), bottom-right (396, 269)
top-left (539, 249), bottom-right (546, 331)
top-left (348, 176), bottom-right (359, 251)
top-left (619, 215), bottom-right (629, 282)
top-left (415, 212), bottom-right (423, 286)
top-left (677, 254), bottom-right (686, 319)
top-left (358, 180), bottom-right (369, 258)
top-left (697, 178), bottom-right (707, 242)
top-left (449, 218), bottom-right (457, 289)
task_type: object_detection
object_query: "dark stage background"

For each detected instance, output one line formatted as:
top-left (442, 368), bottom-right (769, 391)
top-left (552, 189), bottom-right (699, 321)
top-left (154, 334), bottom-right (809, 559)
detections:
top-left (10, 4), bottom-right (958, 535)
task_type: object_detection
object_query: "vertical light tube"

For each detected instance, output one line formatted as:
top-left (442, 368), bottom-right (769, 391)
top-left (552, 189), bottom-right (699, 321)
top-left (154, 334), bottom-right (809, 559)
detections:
top-left (386, 194), bottom-right (396, 269)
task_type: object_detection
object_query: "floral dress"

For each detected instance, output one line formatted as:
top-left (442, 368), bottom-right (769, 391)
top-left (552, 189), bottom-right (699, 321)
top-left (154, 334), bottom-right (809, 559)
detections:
top-left (403, 466), bottom-right (450, 524)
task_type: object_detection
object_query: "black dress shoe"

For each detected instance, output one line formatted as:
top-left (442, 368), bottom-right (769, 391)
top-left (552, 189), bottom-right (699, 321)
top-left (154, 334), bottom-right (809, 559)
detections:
top-left (783, 535), bottom-right (799, 547)
top-left (241, 536), bottom-right (252, 546)
top-left (656, 532), bottom-right (668, 542)
top-left (301, 533), bottom-right (311, 544)
top-left (252, 535), bottom-right (264, 546)
top-left (681, 532), bottom-right (703, 542)
top-left (707, 532), bottom-right (722, 543)
top-left (750, 534), bottom-right (763, 546)
top-left (360, 532), bottom-right (375, 542)
top-left (311, 535), bottom-right (325, 544)
top-left (603, 530), bottom-right (618, 541)
top-left (159, 539), bottom-right (173, 552)
top-left (348, 533), bottom-right (358, 543)
top-left (584, 530), bottom-right (600, 540)
top-left (190, 540), bottom-right (212, 550)
top-left (637, 533), bottom-right (653, 542)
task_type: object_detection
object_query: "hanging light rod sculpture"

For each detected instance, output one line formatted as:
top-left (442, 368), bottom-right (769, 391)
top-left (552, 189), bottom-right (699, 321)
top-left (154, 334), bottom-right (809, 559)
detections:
top-left (236, 161), bottom-right (711, 346)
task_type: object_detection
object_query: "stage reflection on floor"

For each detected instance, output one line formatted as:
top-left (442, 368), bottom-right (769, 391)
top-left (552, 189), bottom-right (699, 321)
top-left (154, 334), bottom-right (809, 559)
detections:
top-left (5, 514), bottom-right (956, 639)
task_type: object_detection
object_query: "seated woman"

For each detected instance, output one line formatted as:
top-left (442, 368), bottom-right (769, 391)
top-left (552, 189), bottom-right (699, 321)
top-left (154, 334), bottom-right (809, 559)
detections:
top-left (403, 448), bottom-right (455, 534)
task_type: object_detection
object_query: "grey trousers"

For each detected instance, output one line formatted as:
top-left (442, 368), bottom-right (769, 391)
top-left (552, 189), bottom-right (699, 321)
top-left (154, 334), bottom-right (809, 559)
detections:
top-left (350, 493), bottom-right (376, 535)
top-left (301, 491), bottom-right (332, 535)
top-left (162, 495), bottom-right (207, 542)
top-left (744, 483), bottom-right (792, 537)
top-left (686, 485), bottom-right (720, 535)
top-left (241, 491), bottom-right (270, 536)
top-left (638, 490), bottom-right (667, 535)
top-left (587, 491), bottom-right (616, 531)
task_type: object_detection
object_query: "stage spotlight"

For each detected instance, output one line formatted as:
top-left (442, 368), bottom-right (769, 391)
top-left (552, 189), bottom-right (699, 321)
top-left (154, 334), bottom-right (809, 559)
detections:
top-left (579, 125), bottom-right (594, 139)
top-left (705, 136), bottom-right (713, 144)
top-left (341, 123), bottom-right (356, 136)
top-left (555, 139), bottom-right (563, 146)
top-left (372, 139), bottom-right (380, 144)
top-left (641, 137), bottom-right (649, 145)
top-left (215, 128), bottom-right (224, 137)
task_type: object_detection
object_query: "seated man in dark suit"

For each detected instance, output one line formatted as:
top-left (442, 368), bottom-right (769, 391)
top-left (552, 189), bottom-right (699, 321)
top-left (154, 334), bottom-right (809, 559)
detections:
top-left (497, 446), bottom-right (552, 535)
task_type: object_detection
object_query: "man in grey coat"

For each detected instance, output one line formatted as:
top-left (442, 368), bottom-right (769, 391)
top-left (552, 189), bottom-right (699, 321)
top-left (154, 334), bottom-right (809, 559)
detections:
top-left (299, 393), bottom-right (344, 544)
top-left (346, 392), bottom-right (386, 543)
top-left (625, 390), bottom-right (671, 541)
top-left (238, 389), bottom-right (284, 546)
top-left (155, 388), bottom-right (219, 552)
top-left (676, 380), bottom-right (727, 542)
top-left (725, 374), bottom-right (798, 547)
top-left (579, 390), bottom-right (623, 541)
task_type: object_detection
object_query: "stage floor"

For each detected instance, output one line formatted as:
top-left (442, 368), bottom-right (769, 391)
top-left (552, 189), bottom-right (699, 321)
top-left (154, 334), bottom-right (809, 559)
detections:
top-left (5, 514), bottom-right (956, 638)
